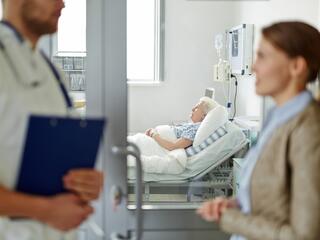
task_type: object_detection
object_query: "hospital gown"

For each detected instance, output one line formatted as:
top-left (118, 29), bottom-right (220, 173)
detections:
top-left (173, 122), bottom-right (201, 141)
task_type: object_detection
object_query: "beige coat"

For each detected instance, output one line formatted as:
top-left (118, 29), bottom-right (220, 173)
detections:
top-left (220, 100), bottom-right (320, 240)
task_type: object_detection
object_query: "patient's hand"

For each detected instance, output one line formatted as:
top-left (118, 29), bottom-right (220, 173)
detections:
top-left (196, 197), bottom-right (239, 222)
top-left (145, 128), bottom-right (153, 136)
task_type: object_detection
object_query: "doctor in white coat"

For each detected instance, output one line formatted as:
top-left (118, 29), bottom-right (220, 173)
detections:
top-left (0, 0), bottom-right (103, 239)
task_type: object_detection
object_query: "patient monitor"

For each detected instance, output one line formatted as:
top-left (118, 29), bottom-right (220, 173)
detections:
top-left (227, 24), bottom-right (254, 75)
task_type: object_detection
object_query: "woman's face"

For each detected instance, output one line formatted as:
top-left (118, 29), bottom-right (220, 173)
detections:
top-left (252, 37), bottom-right (293, 98)
top-left (190, 103), bottom-right (206, 123)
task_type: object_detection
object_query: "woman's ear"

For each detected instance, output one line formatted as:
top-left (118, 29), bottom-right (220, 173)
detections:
top-left (290, 56), bottom-right (309, 84)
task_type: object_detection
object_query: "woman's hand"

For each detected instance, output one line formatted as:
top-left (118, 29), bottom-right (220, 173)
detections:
top-left (63, 169), bottom-right (104, 202)
top-left (38, 194), bottom-right (93, 231)
top-left (196, 197), bottom-right (239, 222)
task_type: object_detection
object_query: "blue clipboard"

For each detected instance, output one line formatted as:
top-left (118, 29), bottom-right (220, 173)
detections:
top-left (16, 115), bottom-right (106, 196)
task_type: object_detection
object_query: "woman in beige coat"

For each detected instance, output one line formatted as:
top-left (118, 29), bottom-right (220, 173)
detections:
top-left (197, 21), bottom-right (320, 240)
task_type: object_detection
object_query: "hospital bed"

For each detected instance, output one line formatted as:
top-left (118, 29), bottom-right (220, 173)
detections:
top-left (127, 121), bottom-right (249, 204)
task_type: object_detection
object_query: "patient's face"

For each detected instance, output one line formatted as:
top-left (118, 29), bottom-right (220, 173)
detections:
top-left (190, 103), bottom-right (206, 123)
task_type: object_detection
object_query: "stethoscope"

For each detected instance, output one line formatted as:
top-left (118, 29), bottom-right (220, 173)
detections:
top-left (0, 21), bottom-right (73, 109)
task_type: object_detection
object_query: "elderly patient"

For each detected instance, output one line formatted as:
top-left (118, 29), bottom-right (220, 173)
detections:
top-left (127, 97), bottom-right (219, 174)
top-left (144, 97), bottom-right (217, 151)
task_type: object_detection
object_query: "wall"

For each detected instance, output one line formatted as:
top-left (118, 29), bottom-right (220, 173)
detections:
top-left (233, 0), bottom-right (320, 119)
top-left (129, 0), bottom-right (320, 133)
top-left (319, 0), bottom-right (320, 26)
top-left (128, 0), bottom-right (237, 132)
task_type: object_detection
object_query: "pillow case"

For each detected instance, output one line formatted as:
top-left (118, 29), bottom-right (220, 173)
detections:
top-left (186, 125), bottom-right (228, 157)
top-left (193, 105), bottom-right (228, 146)
top-left (154, 125), bottom-right (177, 142)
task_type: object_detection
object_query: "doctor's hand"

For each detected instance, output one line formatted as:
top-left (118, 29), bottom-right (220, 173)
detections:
top-left (63, 169), bottom-right (104, 202)
top-left (39, 194), bottom-right (93, 231)
top-left (196, 197), bottom-right (239, 223)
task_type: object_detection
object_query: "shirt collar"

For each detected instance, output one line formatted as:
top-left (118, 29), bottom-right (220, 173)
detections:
top-left (274, 90), bottom-right (312, 114)
top-left (0, 20), bottom-right (24, 43)
top-left (267, 90), bottom-right (313, 127)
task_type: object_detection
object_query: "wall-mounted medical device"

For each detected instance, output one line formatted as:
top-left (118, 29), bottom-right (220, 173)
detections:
top-left (227, 24), bottom-right (254, 75)
top-left (213, 59), bottom-right (231, 82)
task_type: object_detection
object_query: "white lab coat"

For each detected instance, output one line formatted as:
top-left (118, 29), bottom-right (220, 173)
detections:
top-left (0, 24), bottom-right (76, 240)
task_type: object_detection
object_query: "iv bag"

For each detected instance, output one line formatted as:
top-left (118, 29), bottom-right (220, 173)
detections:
top-left (215, 34), bottom-right (224, 58)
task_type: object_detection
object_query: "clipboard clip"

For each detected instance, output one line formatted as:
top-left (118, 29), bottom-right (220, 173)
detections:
top-left (48, 118), bottom-right (88, 128)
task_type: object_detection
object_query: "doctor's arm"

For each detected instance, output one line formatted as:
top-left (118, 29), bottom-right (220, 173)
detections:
top-left (201, 124), bottom-right (320, 240)
top-left (0, 186), bottom-right (93, 231)
top-left (152, 133), bottom-right (192, 151)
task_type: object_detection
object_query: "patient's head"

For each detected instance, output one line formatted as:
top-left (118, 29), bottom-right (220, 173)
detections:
top-left (190, 97), bottom-right (217, 123)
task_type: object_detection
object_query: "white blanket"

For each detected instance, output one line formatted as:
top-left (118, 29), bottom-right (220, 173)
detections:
top-left (127, 125), bottom-right (187, 174)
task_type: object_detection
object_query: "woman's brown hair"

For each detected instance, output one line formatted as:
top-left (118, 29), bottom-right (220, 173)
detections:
top-left (262, 21), bottom-right (320, 83)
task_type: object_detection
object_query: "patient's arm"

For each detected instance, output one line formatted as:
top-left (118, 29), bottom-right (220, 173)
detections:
top-left (152, 134), bottom-right (192, 151)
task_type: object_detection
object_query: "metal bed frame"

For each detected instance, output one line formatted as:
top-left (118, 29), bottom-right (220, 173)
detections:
top-left (128, 140), bottom-right (249, 204)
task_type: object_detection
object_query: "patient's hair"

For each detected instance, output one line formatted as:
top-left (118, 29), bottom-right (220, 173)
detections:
top-left (199, 97), bottom-right (217, 115)
top-left (262, 21), bottom-right (320, 83)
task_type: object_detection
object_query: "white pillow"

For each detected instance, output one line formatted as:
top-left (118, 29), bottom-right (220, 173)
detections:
top-left (193, 105), bottom-right (228, 146)
top-left (155, 125), bottom-right (177, 142)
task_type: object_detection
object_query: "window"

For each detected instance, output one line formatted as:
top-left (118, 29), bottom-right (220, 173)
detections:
top-left (52, 0), bottom-right (86, 93)
top-left (57, 0), bottom-right (86, 54)
top-left (127, 0), bottom-right (164, 82)
top-left (0, 1), bottom-right (3, 19)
